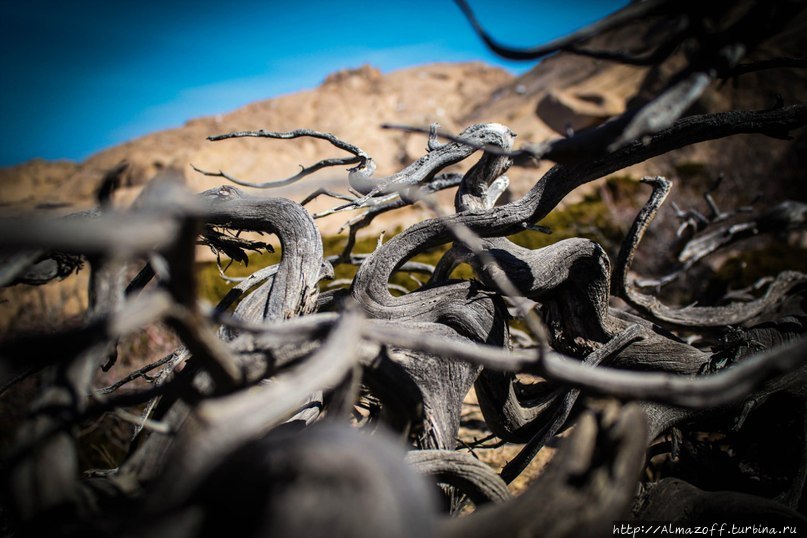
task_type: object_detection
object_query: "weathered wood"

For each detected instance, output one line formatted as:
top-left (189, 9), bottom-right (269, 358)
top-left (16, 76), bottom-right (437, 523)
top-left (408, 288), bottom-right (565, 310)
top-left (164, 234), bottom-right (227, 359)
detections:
top-left (635, 477), bottom-right (807, 526)
top-left (121, 423), bottom-right (439, 538)
top-left (613, 177), bottom-right (807, 327)
top-left (3, 3), bottom-right (807, 536)
top-left (441, 403), bottom-right (648, 538)
top-left (201, 186), bottom-right (324, 322)
top-left (406, 450), bottom-right (512, 506)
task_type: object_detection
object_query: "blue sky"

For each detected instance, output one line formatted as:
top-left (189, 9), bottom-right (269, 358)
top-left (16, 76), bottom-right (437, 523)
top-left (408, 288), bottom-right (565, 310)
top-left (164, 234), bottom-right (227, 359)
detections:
top-left (0, 0), bottom-right (625, 166)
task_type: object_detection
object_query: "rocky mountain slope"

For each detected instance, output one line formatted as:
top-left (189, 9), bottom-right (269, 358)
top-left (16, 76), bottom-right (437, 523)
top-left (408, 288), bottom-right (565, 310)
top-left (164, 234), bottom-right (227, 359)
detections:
top-left (4, 48), bottom-right (803, 218)
top-left (0, 63), bottom-right (512, 219)
top-left (4, 8), bottom-right (806, 215)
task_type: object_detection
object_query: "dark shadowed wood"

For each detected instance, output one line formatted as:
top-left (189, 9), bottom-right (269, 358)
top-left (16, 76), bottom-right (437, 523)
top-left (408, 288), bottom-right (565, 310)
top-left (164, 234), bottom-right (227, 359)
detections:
top-left (635, 478), bottom-right (807, 526)
top-left (441, 403), bottom-right (648, 538)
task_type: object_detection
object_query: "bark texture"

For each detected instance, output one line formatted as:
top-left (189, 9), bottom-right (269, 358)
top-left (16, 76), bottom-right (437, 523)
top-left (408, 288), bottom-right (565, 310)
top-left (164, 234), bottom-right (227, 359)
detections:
top-left (1, 0), bottom-right (806, 536)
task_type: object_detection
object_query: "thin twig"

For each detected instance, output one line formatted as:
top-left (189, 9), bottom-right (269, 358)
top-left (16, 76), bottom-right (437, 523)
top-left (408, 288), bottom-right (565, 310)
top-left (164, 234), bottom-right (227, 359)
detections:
top-left (191, 128), bottom-right (371, 189)
top-left (95, 351), bottom-right (180, 395)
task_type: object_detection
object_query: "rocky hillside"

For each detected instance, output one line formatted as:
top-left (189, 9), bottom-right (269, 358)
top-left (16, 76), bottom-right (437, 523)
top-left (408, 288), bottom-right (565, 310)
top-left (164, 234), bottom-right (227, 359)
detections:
top-left (5, 58), bottom-right (804, 215)
top-left (4, 23), bottom-right (805, 218)
top-left (0, 63), bottom-right (512, 221)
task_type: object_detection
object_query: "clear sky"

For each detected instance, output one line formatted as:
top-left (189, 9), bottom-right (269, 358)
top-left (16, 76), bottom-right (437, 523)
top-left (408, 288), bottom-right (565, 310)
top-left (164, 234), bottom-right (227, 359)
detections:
top-left (0, 0), bottom-right (625, 166)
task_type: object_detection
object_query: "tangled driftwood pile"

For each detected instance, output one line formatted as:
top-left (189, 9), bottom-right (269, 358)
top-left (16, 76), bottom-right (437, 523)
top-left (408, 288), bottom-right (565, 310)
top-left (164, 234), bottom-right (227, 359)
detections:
top-left (2, 0), bottom-right (807, 536)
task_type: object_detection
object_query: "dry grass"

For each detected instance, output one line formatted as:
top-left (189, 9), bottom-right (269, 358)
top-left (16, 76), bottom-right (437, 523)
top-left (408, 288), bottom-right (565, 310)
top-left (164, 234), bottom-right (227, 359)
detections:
top-left (457, 386), bottom-right (557, 495)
